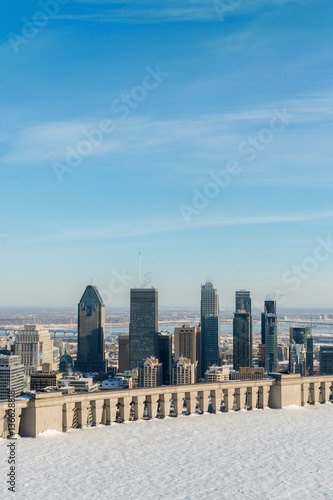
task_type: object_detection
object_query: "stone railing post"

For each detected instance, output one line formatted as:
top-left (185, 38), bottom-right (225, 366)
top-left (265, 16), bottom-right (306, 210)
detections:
top-left (62, 402), bottom-right (76, 432)
top-left (236, 388), bottom-right (247, 410)
top-left (160, 393), bottom-right (172, 418)
top-left (198, 390), bottom-right (210, 413)
top-left (119, 396), bottom-right (132, 421)
top-left (91, 399), bottom-right (104, 426)
top-left (132, 395), bottom-right (145, 420)
top-left (320, 382), bottom-right (330, 403)
top-left (77, 401), bottom-right (89, 428)
top-left (259, 386), bottom-right (269, 409)
top-left (173, 393), bottom-right (185, 416)
top-left (247, 387), bottom-right (257, 410)
top-left (105, 398), bottom-right (118, 424)
top-left (146, 395), bottom-right (159, 419)
top-left (310, 382), bottom-right (320, 404)
top-left (185, 391), bottom-right (197, 415)
top-left (211, 389), bottom-right (223, 413)
top-left (223, 388), bottom-right (234, 411)
top-left (301, 382), bottom-right (310, 406)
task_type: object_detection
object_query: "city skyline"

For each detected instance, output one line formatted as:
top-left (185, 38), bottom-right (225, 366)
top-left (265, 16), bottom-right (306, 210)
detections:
top-left (1, 1), bottom-right (333, 309)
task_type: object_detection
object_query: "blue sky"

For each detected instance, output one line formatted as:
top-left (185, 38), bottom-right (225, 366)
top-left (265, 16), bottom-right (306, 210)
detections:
top-left (1, 0), bottom-right (333, 309)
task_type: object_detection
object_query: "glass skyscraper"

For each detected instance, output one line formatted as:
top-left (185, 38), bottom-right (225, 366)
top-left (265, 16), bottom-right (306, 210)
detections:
top-left (233, 291), bottom-right (253, 370)
top-left (289, 327), bottom-right (313, 376)
top-left (261, 300), bottom-right (278, 373)
top-left (129, 288), bottom-right (158, 370)
top-left (75, 284), bottom-right (107, 373)
top-left (200, 282), bottom-right (220, 377)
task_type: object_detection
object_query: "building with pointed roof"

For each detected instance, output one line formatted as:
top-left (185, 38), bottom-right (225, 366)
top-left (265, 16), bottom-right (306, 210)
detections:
top-left (75, 285), bottom-right (107, 373)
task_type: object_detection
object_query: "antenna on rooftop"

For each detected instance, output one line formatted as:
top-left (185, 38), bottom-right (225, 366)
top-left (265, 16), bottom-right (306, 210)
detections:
top-left (139, 252), bottom-right (142, 288)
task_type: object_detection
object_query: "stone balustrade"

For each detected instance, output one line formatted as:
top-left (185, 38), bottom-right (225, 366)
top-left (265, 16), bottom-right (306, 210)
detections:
top-left (1, 374), bottom-right (332, 438)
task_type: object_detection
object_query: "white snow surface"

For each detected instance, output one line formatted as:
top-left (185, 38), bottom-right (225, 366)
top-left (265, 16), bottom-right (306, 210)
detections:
top-left (1, 404), bottom-right (333, 499)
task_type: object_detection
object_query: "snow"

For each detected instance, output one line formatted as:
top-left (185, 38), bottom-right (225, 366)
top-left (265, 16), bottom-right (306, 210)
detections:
top-left (1, 404), bottom-right (333, 499)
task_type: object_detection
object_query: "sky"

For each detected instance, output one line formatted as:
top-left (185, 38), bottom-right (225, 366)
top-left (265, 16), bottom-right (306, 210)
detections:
top-left (0, 0), bottom-right (333, 309)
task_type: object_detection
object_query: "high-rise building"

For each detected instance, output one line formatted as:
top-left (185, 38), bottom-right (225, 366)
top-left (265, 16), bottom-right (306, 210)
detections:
top-left (118, 334), bottom-right (130, 373)
top-left (236, 290), bottom-right (251, 314)
top-left (129, 288), bottom-right (158, 370)
top-left (14, 325), bottom-right (54, 376)
top-left (233, 291), bottom-right (253, 371)
top-left (174, 324), bottom-right (201, 380)
top-left (139, 357), bottom-right (162, 388)
top-left (75, 285), bottom-right (107, 373)
top-left (157, 332), bottom-right (172, 385)
top-left (289, 327), bottom-right (313, 376)
top-left (172, 357), bottom-right (195, 385)
top-left (0, 354), bottom-right (24, 400)
top-left (200, 282), bottom-right (220, 377)
top-left (319, 346), bottom-right (333, 375)
top-left (261, 300), bottom-right (278, 373)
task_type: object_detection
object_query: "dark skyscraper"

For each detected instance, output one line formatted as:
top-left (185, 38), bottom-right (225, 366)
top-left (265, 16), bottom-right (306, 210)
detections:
top-left (236, 290), bottom-right (251, 314)
top-left (289, 327), bottom-right (313, 376)
top-left (261, 300), bottom-right (278, 373)
top-left (129, 288), bottom-right (158, 370)
top-left (118, 334), bottom-right (130, 373)
top-left (75, 285), bottom-right (107, 373)
top-left (320, 346), bottom-right (333, 375)
top-left (200, 282), bottom-right (220, 377)
top-left (233, 291), bottom-right (252, 371)
top-left (157, 332), bottom-right (172, 385)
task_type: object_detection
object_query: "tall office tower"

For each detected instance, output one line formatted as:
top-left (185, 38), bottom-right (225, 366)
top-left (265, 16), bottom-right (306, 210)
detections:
top-left (118, 334), bottom-right (130, 373)
top-left (200, 282), bottom-right (220, 377)
top-left (233, 291), bottom-right (253, 370)
top-left (320, 346), bottom-right (333, 375)
top-left (0, 354), bottom-right (24, 400)
top-left (157, 332), bottom-right (172, 385)
top-left (174, 324), bottom-right (201, 379)
top-left (289, 327), bottom-right (313, 376)
top-left (261, 300), bottom-right (278, 373)
top-left (236, 290), bottom-right (251, 314)
top-left (14, 325), bottom-right (54, 376)
top-left (75, 285), bottom-right (107, 373)
top-left (129, 288), bottom-right (158, 370)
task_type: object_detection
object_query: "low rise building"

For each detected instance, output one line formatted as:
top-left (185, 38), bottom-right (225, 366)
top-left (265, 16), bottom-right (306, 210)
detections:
top-left (205, 365), bottom-right (230, 383)
top-left (230, 367), bottom-right (266, 381)
top-left (59, 375), bottom-right (99, 393)
top-left (30, 363), bottom-right (63, 391)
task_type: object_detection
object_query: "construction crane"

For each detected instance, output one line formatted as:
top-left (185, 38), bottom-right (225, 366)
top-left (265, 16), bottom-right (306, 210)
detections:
top-left (305, 366), bottom-right (310, 377)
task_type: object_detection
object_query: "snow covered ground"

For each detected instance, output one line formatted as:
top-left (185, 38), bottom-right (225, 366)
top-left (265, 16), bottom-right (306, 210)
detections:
top-left (1, 404), bottom-right (333, 499)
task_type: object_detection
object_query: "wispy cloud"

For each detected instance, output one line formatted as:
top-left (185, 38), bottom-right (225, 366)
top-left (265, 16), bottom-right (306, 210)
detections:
top-left (49, 0), bottom-right (317, 24)
top-left (12, 211), bottom-right (333, 245)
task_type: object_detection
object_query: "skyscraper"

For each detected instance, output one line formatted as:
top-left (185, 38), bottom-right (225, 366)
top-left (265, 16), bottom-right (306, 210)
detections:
top-left (174, 324), bottom-right (201, 379)
top-left (233, 291), bottom-right (253, 370)
top-left (236, 290), bottom-right (251, 314)
top-left (320, 346), bottom-right (333, 375)
top-left (261, 300), bottom-right (278, 373)
top-left (0, 354), bottom-right (24, 401)
top-left (157, 332), bottom-right (172, 385)
top-left (75, 285), bottom-right (107, 373)
top-left (118, 334), bottom-right (130, 373)
top-left (289, 327), bottom-right (313, 376)
top-left (129, 288), bottom-right (158, 370)
top-left (200, 282), bottom-right (220, 377)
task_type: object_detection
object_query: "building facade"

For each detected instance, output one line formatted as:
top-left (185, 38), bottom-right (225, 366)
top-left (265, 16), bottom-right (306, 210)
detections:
top-left (261, 300), bottom-right (278, 373)
top-left (172, 357), bottom-right (195, 385)
top-left (75, 285), bottom-right (107, 373)
top-left (129, 288), bottom-right (158, 370)
top-left (139, 357), bottom-right (162, 388)
top-left (289, 327), bottom-right (313, 376)
top-left (0, 354), bottom-right (24, 400)
top-left (200, 282), bottom-right (220, 377)
top-left (30, 363), bottom-right (62, 391)
top-left (14, 324), bottom-right (54, 376)
top-left (320, 346), bottom-right (333, 375)
top-left (174, 324), bottom-right (201, 380)
top-left (233, 292), bottom-right (253, 371)
top-left (118, 334), bottom-right (130, 373)
top-left (157, 332), bottom-right (172, 385)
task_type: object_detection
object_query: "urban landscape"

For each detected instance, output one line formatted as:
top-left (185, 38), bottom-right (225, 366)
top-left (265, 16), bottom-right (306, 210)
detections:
top-left (2, 0), bottom-right (333, 499)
